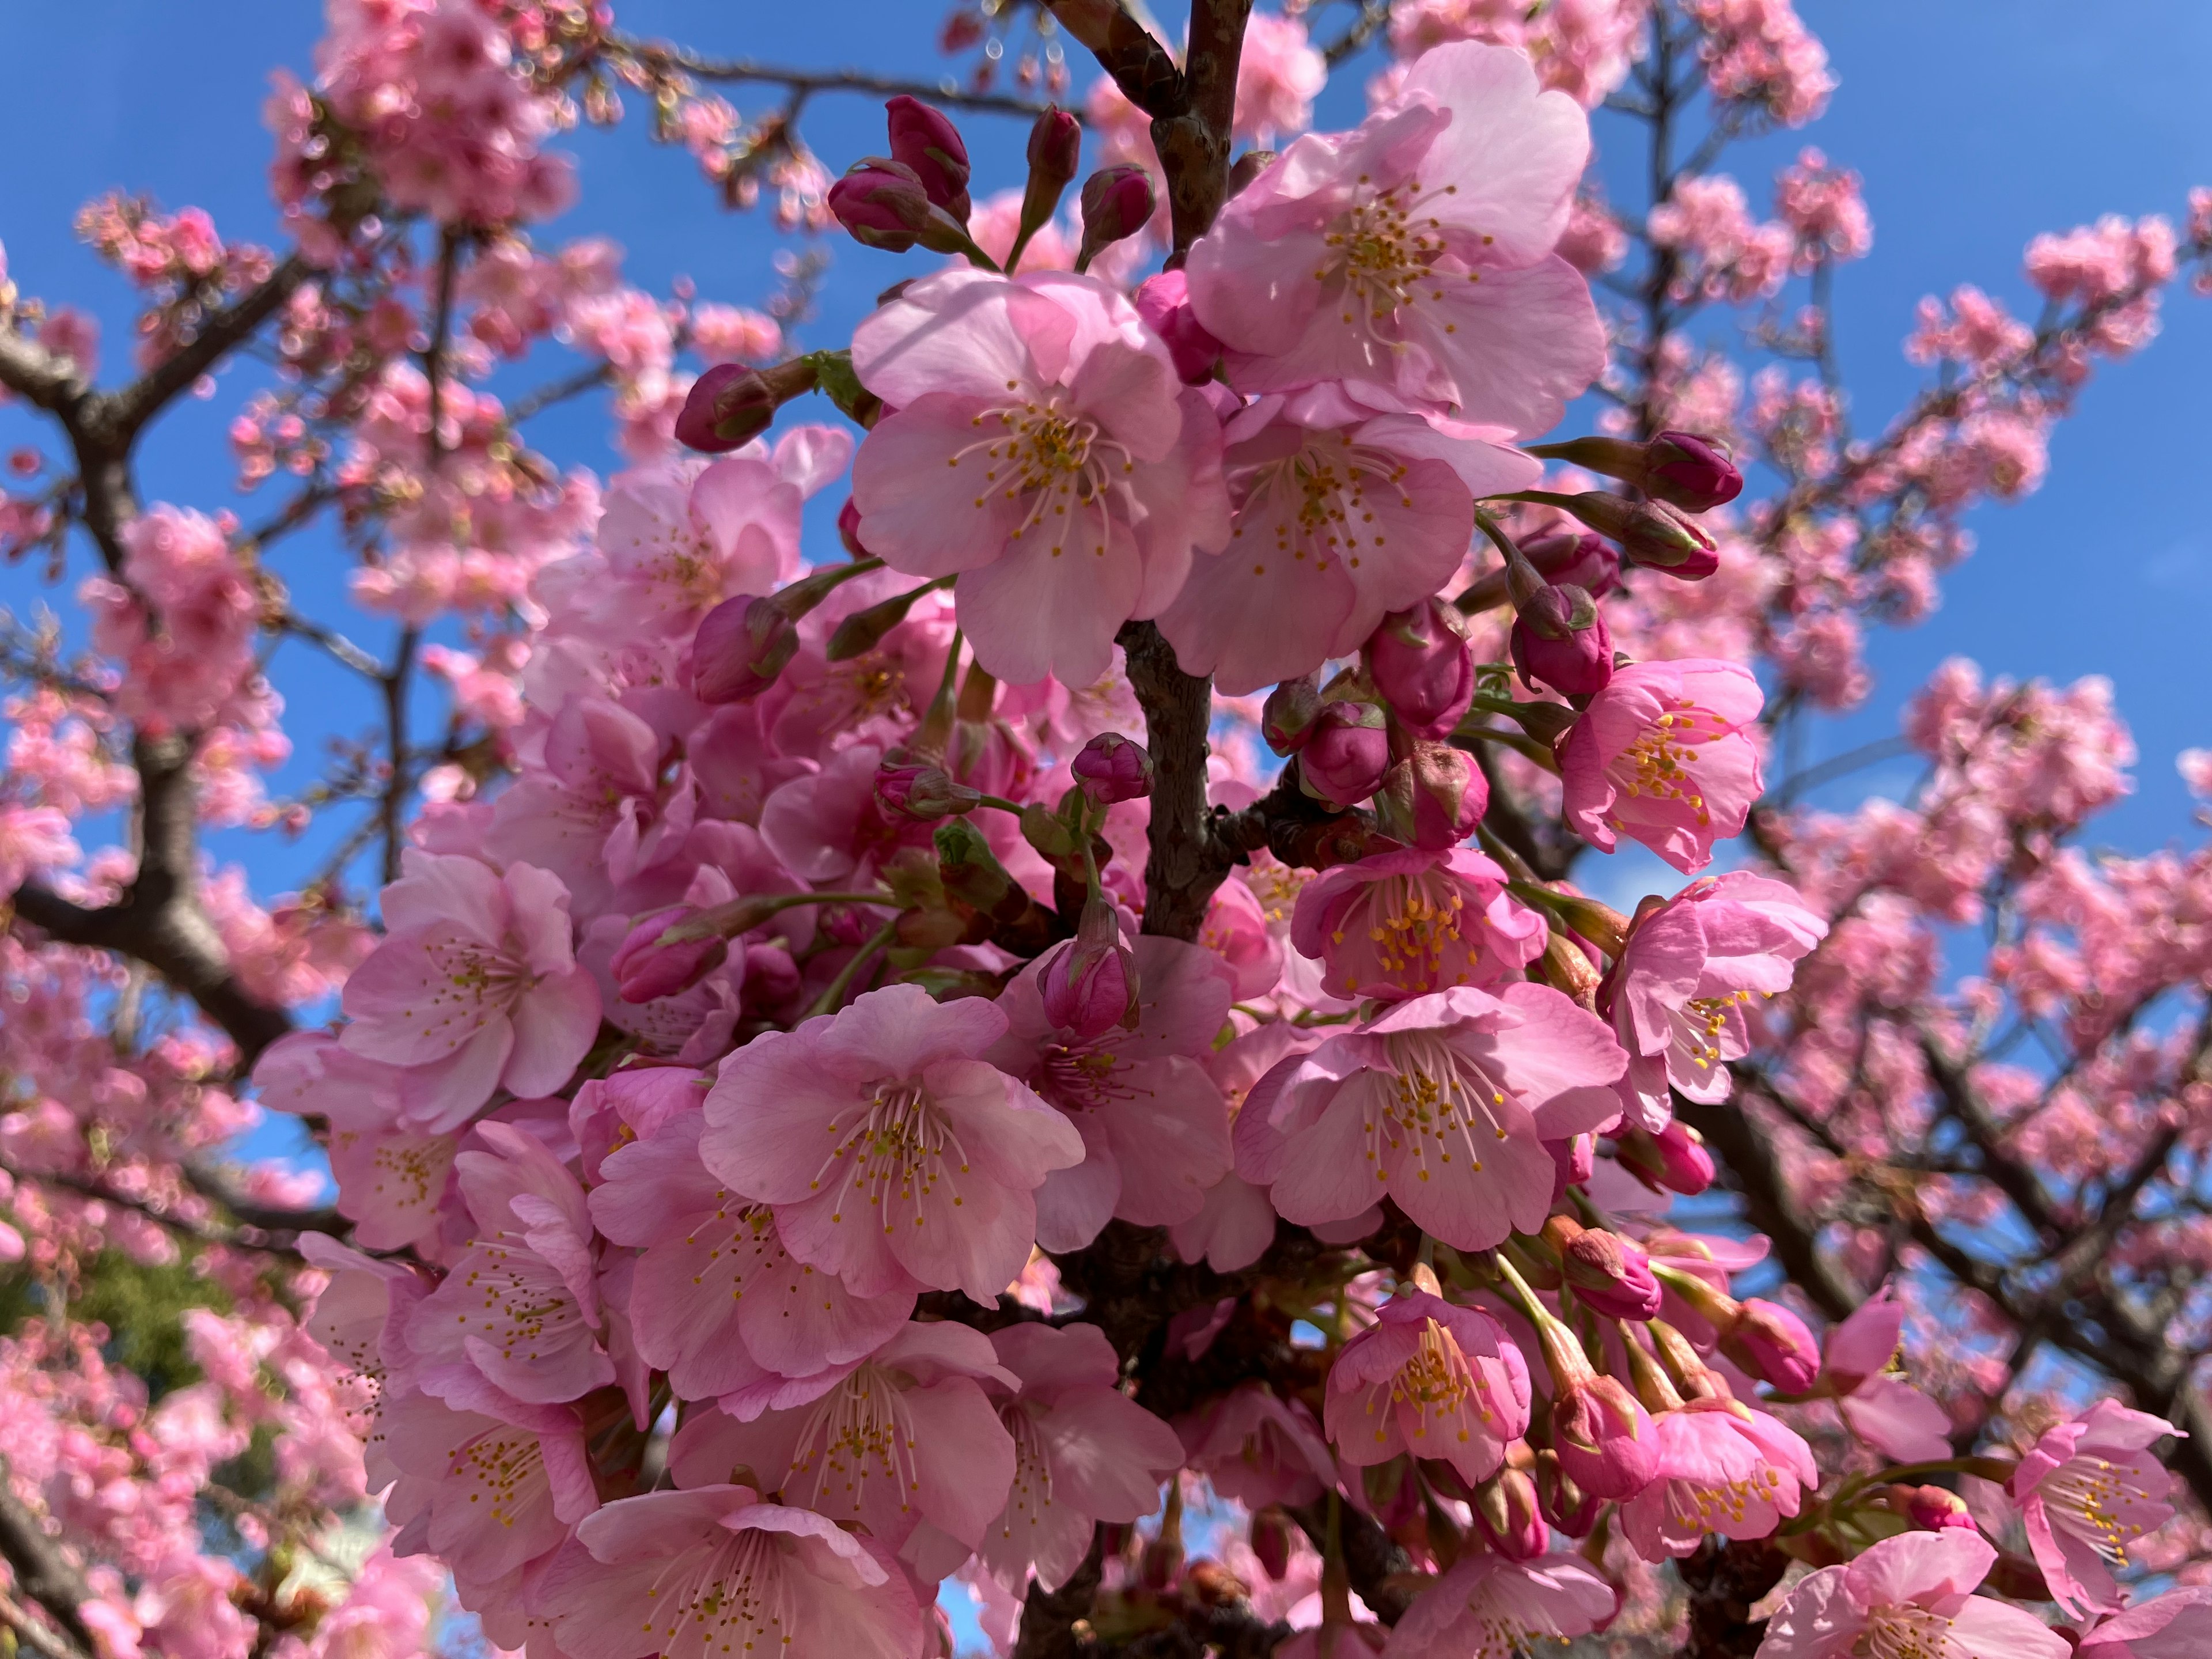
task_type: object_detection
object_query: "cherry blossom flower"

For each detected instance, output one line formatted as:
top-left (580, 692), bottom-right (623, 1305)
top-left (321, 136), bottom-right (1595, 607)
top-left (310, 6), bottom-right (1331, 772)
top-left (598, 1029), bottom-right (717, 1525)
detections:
top-left (1184, 41), bottom-right (1605, 433)
top-left (1290, 847), bottom-right (1548, 1002)
top-left (849, 267), bottom-right (1230, 685)
top-left (1619, 1398), bottom-right (1820, 1558)
top-left (1323, 1287), bottom-right (1531, 1483)
top-left (1755, 1529), bottom-right (2069, 1659)
top-left (699, 983), bottom-right (1085, 1302)
top-left (1382, 1552), bottom-right (1618, 1659)
top-left (1562, 658), bottom-right (1766, 873)
top-left (2009, 1399), bottom-right (2181, 1618)
top-left (1237, 983), bottom-right (1626, 1249)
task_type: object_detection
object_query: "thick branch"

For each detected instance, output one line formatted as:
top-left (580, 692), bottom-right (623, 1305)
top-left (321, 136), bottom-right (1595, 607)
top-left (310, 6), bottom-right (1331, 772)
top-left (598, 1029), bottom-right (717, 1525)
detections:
top-left (0, 1465), bottom-right (97, 1659)
top-left (99, 256), bottom-right (311, 443)
top-left (1673, 1094), bottom-right (1860, 1321)
top-left (1153, 0), bottom-right (1252, 257)
top-left (1117, 622), bottom-right (1225, 941)
top-left (1044, 2), bottom-right (1188, 118)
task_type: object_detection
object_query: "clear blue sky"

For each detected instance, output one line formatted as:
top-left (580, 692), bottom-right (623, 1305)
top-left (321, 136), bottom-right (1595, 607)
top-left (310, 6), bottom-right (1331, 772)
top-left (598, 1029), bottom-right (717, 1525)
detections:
top-left (5, 0), bottom-right (2211, 902)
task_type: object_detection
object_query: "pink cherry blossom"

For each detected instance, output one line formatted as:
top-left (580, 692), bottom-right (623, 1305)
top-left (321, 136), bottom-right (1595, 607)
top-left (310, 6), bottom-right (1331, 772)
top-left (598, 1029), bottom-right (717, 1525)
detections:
top-left (339, 854), bottom-right (601, 1130)
top-left (1324, 1287), bottom-right (1531, 1483)
top-left (1562, 658), bottom-right (1767, 873)
top-left (1177, 1385), bottom-right (1338, 1509)
top-left (700, 983), bottom-right (1085, 1302)
top-left (849, 267), bottom-right (1231, 685)
top-left (1184, 41), bottom-right (1604, 433)
top-left (2075, 1588), bottom-right (2212, 1659)
top-left (1156, 389), bottom-right (1537, 693)
top-left (1755, 1529), bottom-right (2069, 1659)
top-left (979, 1322), bottom-right (1185, 1593)
top-left (1382, 1552), bottom-right (1617, 1659)
top-left (986, 934), bottom-right (1236, 1249)
top-left (1290, 847), bottom-right (1548, 1002)
top-left (2009, 1399), bottom-right (2181, 1618)
top-left (532, 1484), bottom-right (922, 1659)
top-left (1619, 1398), bottom-right (1819, 1558)
top-left (1238, 983), bottom-right (1626, 1249)
top-left (665, 1321), bottom-right (1017, 1569)
top-left (1603, 870), bottom-right (1825, 1129)
top-left (381, 1388), bottom-right (597, 1589)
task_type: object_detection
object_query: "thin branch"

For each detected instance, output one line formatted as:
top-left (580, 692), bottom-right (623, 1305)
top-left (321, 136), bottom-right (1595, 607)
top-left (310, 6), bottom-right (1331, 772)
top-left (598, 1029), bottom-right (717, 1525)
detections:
top-left (505, 361), bottom-right (615, 423)
top-left (611, 35), bottom-right (1067, 119)
top-left (0, 1464), bottom-right (97, 1659)
top-left (1319, 0), bottom-right (1391, 65)
top-left (101, 255), bottom-right (312, 442)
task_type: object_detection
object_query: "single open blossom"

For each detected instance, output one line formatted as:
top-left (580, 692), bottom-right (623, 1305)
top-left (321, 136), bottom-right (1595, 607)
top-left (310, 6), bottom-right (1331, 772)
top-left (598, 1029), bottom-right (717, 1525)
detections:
top-left (1155, 388), bottom-right (1536, 694)
top-left (700, 983), bottom-right (1085, 1302)
top-left (582, 456), bottom-right (802, 638)
top-left (1562, 658), bottom-right (1766, 873)
top-left (665, 1321), bottom-right (1017, 1571)
top-left (1238, 983), bottom-right (1626, 1250)
top-left (1324, 1288), bottom-right (1531, 1484)
top-left (979, 1323), bottom-right (1185, 1593)
top-left (339, 853), bottom-right (601, 1131)
top-left (1184, 41), bottom-right (1604, 433)
top-left (532, 1484), bottom-right (923, 1659)
top-left (987, 935), bottom-right (1236, 1250)
top-left (1604, 871), bottom-right (1827, 1129)
top-left (1619, 1398), bottom-right (1820, 1558)
top-left (588, 1112), bottom-right (914, 1405)
top-left (381, 1388), bottom-right (597, 1590)
top-left (2074, 1588), bottom-right (2212, 1659)
top-left (406, 1122), bottom-right (615, 1406)
top-left (1754, 1530), bottom-right (2069, 1659)
top-left (849, 267), bottom-right (1230, 685)
top-left (1291, 847), bottom-right (1547, 1002)
top-left (1382, 1552), bottom-right (1618, 1659)
top-left (1815, 1285), bottom-right (1952, 1462)
top-left (2010, 1399), bottom-right (2181, 1617)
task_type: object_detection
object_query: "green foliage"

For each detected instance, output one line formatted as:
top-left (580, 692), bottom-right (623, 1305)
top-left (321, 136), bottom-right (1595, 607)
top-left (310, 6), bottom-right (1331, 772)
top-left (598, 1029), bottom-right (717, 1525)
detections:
top-left (0, 1247), bottom-right (234, 1402)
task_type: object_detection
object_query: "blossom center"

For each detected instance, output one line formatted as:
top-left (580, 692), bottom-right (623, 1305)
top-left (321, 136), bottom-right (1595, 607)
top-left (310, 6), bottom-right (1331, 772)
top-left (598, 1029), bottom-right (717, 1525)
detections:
top-left (1321, 180), bottom-right (1455, 327)
top-left (638, 1531), bottom-right (797, 1658)
top-left (1331, 871), bottom-right (1468, 993)
top-left (946, 393), bottom-right (1136, 559)
top-left (782, 1363), bottom-right (922, 1521)
top-left (1375, 1317), bottom-right (1498, 1445)
top-left (812, 1078), bottom-right (974, 1230)
top-left (1611, 701), bottom-right (1736, 824)
top-left (1858, 1604), bottom-right (1957, 1659)
top-left (1040, 1044), bottom-right (1138, 1114)
top-left (1369, 1031), bottom-right (1513, 1181)
top-left (2044, 1456), bottom-right (2164, 1565)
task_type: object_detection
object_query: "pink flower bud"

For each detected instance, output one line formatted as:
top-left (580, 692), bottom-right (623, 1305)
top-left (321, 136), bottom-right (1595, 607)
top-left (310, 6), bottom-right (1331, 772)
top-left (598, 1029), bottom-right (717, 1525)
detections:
top-left (1262, 673), bottom-right (1323, 755)
top-left (1560, 1228), bottom-right (1663, 1321)
top-left (1903, 1485), bottom-right (1976, 1532)
top-left (1040, 897), bottom-right (1136, 1040)
top-left (1021, 106), bottom-right (1082, 237)
top-left (1249, 1508), bottom-right (1293, 1581)
top-left (675, 363), bottom-right (775, 453)
top-left (1534, 1449), bottom-right (1598, 1536)
top-left (1645, 431), bottom-right (1743, 512)
top-left (1721, 1298), bottom-right (1823, 1393)
top-left (1135, 270), bottom-right (1224, 385)
top-left (1552, 1373), bottom-right (1659, 1501)
top-left (610, 907), bottom-right (729, 1003)
top-left (1300, 701), bottom-right (1389, 805)
top-left (884, 96), bottom-right (971, 220)
top-left (1563, 491), bottom-right (1720, 578)
top-left (1077, 164), bottom-right (1156, 267)
top-left (1470, 1468), bottom-right (1546, 1562)
top-left (830, 158), bottom-right (977, 256)
top-left (691, 594), bottom-right (800, 703)
top-left (1377, 742), bottom-right (1486, 850)
top-left (1510, 583), bottom-right (1615, 698)
top-left (1615, 1120), bottom-right (1716, 1195)
top-left (1071, 732), bottom-right (1153, 804)
top-left (1366, 596), bottom-right (1475, 737)
top-left (874, 762), bottom-right (981, 821)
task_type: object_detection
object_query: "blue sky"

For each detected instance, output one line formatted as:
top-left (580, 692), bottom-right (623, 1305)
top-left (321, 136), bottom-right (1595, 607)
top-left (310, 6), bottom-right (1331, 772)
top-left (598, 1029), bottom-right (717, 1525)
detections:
top-left (5, 0), bottom-right (2211, 908)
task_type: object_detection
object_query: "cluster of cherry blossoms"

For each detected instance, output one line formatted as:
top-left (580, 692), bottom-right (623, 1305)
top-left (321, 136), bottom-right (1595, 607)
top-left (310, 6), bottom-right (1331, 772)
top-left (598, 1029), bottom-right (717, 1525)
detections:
top-left (13, 3), bottom-right (2212, 1659)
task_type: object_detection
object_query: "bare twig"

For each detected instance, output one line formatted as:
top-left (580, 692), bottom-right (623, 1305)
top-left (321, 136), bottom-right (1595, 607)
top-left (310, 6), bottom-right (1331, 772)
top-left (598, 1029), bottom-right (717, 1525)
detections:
top-left (611, 35), bottom-right (1066, 119)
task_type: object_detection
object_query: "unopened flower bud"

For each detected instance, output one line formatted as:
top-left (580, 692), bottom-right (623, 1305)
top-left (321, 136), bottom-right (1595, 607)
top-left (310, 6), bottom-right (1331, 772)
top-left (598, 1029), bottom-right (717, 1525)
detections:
top-left (1071, 732), bottom-right (1152, 804)
top-left (1528, 532), bottom-right (1623, 599)
top-left (692, 594), bottom-right (800, 703)
top-left (830, 158), bottom-right (980, 257)
top-left (609, 906), bottom-right (729, 1003)
top-left (884, 96), bottom-right (972, 220)
top-left (1226, 149), bottom-right (1278, 198)
top-left (1552, 1372), bottom-right (1659, 1501)
top-left (1375, 742), bottom-right (1486, 850)
top-left (1615, 1120), bottom-right (1716, 1195)
top-left (1040, 895), bottom-right (1137, 1040)
top-left (1647, 1317), bottom-right (1731, 1403)
top-left (1529, 433), bottom-right (1743, 512)
top-left (1559, 1227), bottom-right (1663, 1321)
top-left (1510, 583), bottom-right (1615, 698)
top-left (675, 357), bottom-right (820, 453)
top-left (1135, 270), bottom-right (1224, 385)
top-left (1472, 1468), bottom-right (1547, 1562)
top-left (1720, 1297), bottom-right (1823, 1393)
top-left (1366, 596), bottom-right (1475, 737)
top-left (1077, 164), bottom-right (1156, 268)
top-left (875, 762), bottom-right (980, 821)
top-left (1300, 701), bottom-right (1390, 805)
top-left (1019, 106), bottom-right (1082, 247)
top-left (1262, 673), bottom-right (1323, 755)
top-left (1902, 1485), bottom-right (1976, 1532)
top-left (1553, 491), bottom-right (1720, 578)
top-left (1534, 1449), bottom-right (1597, 1537)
